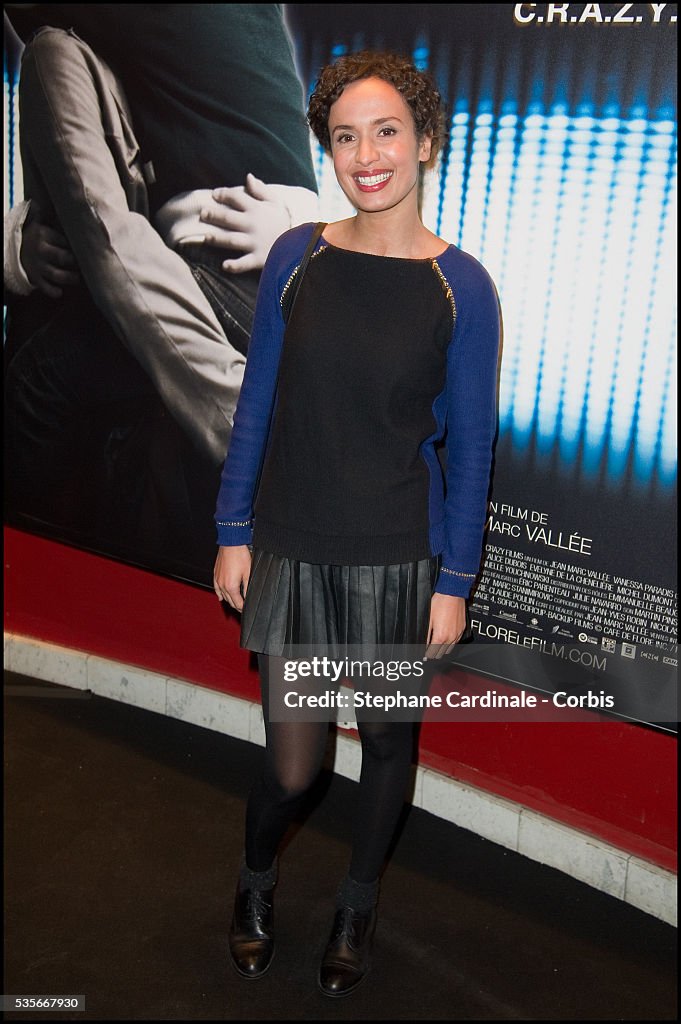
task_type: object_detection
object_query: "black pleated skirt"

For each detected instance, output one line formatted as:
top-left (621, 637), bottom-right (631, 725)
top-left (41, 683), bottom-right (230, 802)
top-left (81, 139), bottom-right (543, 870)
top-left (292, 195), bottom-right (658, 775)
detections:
top-left (240, 547), bottom-right (440, 655)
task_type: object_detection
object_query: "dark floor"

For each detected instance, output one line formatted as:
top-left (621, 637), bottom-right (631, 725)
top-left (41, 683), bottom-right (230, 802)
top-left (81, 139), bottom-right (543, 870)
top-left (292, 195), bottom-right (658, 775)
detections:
top-left (3, 670), bottom-right (677, 1021)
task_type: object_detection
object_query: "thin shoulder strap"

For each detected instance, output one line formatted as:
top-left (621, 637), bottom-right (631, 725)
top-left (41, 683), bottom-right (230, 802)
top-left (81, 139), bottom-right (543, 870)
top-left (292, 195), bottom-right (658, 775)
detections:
top-left (251, 223), bottom-right (327, 508)
top-left (281, 221), bottom-right (327, 324)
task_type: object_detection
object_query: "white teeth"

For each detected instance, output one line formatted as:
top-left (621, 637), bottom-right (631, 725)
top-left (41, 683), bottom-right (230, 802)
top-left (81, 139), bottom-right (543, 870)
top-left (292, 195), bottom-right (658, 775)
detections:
top-left (356, 172), bottom-right (392, 186)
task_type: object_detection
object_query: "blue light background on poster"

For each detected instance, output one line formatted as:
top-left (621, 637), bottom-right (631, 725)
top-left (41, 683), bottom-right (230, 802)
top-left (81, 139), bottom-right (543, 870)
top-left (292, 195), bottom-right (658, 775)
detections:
top-left (293, 32), bottom-right (677, 495)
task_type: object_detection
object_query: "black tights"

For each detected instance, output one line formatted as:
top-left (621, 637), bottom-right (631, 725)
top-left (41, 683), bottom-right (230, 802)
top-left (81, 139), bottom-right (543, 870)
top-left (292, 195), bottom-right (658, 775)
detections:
top-left (244, 654), bottom-right (416, 883)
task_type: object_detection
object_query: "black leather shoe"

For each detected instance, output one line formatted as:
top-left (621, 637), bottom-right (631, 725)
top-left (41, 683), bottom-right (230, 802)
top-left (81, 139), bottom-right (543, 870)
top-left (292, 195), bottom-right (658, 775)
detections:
top-left (318, 905), bottom-right (377, 997)
top-left (228, 886), bottom-right (275, 979)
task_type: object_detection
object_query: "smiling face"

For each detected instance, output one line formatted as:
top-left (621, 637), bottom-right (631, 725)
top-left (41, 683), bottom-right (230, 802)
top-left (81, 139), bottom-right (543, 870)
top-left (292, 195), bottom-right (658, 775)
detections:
top-left (328, 77), bottom-right (432, 215)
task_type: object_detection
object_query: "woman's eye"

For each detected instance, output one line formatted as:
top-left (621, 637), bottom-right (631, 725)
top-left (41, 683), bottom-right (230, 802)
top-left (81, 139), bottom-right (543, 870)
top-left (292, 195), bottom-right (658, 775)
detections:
top-left (336, 133), bottom-right (353, 144)
top-left (379, 126), bottom-right (397, 136)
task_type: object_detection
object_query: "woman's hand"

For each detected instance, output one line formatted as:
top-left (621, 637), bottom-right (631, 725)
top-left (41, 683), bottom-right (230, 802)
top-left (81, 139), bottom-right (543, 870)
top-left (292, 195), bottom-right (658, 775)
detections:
top-left (213, 545), bottom-right (252, 612)
top-left (425, 593), bottom-right (468, 659)
top-left (21, 213), bottom-right (80, 299)
top-left (199, 173), bottom-right (291, 273)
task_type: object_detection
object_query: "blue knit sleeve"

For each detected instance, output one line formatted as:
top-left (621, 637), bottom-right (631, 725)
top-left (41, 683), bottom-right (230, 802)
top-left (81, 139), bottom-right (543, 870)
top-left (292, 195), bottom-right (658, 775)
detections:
top-left (434, 250), bottom-right (500, 597)
top-left (214, 224), bottom-right (315, 546)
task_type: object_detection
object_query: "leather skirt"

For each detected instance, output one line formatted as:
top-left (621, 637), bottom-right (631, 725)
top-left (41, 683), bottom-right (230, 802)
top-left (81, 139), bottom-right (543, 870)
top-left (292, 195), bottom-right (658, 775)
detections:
top-left (240, 547), bottom-right (440, 655)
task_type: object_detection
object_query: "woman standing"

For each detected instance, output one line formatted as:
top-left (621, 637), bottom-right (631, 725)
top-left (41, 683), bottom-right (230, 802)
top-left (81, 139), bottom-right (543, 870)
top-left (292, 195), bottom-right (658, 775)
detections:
top-left (213, 51), bottom-right (500, 997)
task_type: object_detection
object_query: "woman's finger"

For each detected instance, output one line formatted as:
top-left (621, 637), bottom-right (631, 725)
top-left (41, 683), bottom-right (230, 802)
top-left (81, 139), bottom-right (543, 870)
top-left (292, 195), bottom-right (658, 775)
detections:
top-left (36, 278), bottom-right (63, 300)
top-left (202, 228), bottom-right (252, 251)
top-left (41, 235), bottom-right (76, 263)
top-left (44, 265), bottom-right (80, 287)
top-left (210, 187), bottom-right (250, 212)
top-left (243, 172), bottom-right (269, 200)
top-left (200, 204), bottom-right (247, 229)
top-left (222, 253), bottom-right (259, 273)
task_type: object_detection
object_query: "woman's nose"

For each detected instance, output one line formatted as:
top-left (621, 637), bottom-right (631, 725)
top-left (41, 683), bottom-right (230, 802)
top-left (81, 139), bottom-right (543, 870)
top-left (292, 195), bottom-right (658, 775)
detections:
top-left (356, 135), bottom-right (380, 165)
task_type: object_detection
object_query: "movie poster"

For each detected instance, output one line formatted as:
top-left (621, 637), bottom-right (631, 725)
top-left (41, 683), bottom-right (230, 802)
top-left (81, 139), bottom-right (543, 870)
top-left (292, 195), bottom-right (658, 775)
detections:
top-left (3, 4), bottom-right (677, 727)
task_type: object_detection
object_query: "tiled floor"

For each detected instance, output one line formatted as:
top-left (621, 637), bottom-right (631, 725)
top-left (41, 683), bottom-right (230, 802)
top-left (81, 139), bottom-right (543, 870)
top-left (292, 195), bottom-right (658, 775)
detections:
top-left (4, 671), bottom-right (677, 1020)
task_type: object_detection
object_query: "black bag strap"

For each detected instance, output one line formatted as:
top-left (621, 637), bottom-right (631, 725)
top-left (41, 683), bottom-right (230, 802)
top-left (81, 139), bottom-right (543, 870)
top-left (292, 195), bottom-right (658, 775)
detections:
top-left (250, 223), bottom-right (327, 513)
top-left (281, 221), bottom-right (327, 324)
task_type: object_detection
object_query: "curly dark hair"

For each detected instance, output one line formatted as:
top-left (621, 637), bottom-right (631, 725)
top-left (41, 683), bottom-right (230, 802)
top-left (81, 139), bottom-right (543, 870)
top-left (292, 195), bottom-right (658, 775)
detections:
top-left (307, 50), bottom-right (446, 169)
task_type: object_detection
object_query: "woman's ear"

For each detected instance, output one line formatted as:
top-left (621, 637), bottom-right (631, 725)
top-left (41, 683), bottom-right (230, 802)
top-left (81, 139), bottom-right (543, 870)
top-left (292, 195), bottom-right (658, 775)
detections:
top-left (419, 133), bottom-right (433, 163)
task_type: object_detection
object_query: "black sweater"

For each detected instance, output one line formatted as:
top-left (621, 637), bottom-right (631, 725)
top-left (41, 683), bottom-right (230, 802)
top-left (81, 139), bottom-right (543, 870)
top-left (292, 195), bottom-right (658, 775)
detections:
top-left (253, 243), bottom-right (453, 564)
top-left (216, 224), bottom-right (501, 596)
